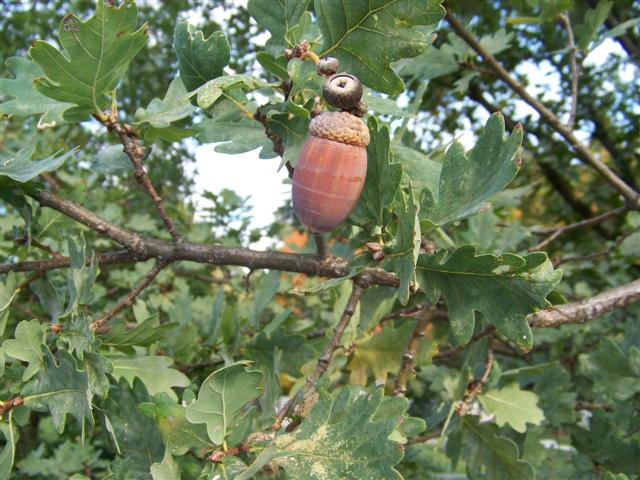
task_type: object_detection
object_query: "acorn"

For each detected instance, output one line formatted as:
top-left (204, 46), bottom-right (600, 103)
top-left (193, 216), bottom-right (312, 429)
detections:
top-left (317, 57), bottom-right (339, 76)
top-left (292, 111), bottom-right (370, 232)
top-left (323, 73), bottom-right (363, 111)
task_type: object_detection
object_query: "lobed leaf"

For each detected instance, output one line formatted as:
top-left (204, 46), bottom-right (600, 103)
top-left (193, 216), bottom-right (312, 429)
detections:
top-left (478, 383), bottom-right (545, 433)
top-left (0, 145), bottom-right (77, 183)
top-left (0, 57), bottom-right (73, 127)
top-left (186, 362), bottom-right (263, 445)
top-left (29, 0), bottom-right (148, 121)
top-left (316, 0), bottom-right (445, 94)
top-left (173, 20), bottom-right (230, 92)
top-left (417, 246), bottom-right (561, 350)
top-left (420, 113), bottom-right (523, 229)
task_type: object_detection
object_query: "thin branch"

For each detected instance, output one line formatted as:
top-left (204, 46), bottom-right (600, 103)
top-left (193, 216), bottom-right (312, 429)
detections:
top-left (445, 6), bottom-right (640, 204)
top-left (14, 236), bottom-right (63, 258)
top-left (0, 250), bottom-right (145, 274)
top-left (380, 303), bottom-right (427, 323)
top-left (558, 12), bottom-right (579, 129)
top-left (467, 84), bottom-right (610, 234)
top-left (12, 190), bottom-right (399, 287)
top-left (393, 306), bottom-right (434, 396)
top-left (176, 358), bottom-right (225, 373)
top-left (528, 278), bottom-right (640, 328)
top-left (433, 325), bottom-right (496, 360)
top-left (456, 350), bottom-right (494, 416)
top-left (91, 259), bottom-right (168, 330)
top-left (272, 281), bottom-right (366, 430)
top-left (0, 396), bottom-right (23, 416)
top-left (554, 226), bottom-right (639, 265)
top-left (105, 118), bottom-right (183, 245)
top-left (313, 232), bottom-right (328, 259)
top-left (530, 204), bottom-right (630, 251)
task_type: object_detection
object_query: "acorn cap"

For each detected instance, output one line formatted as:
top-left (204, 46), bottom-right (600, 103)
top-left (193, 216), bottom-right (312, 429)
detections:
top-left (323, 73), bottom-right (363, 110)
top-left (309, 111), bottom-right (370, 147)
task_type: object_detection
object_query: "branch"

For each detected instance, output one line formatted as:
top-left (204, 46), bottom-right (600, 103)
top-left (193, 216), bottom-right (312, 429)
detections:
top-left (0, 250), bottom-right (145, 274)
top-left (393, 306), bottom-right (434, 396)
top-left (91, 259), bottom-right (168, 330)
top-left (530, 204), bottom-right (630, 251)
top-left (312, 232), bottom-right (328, 259)
top-left (272, 280), bottom-right (366, 430)
top-left (528, 278), bottom-right (640, 328)
top-left (433, 325), bottom-right (496, 360)
top-left (456, 350), bottom-right (494, 416)
top-left (554, 225), bottom-right (639, 265)
top-left (558, 13), bottom-right (579, 130)
top-left (12, 190), bottom-right (399, 287)
top-left (467, 84), bottom-right (610, 233)
top-left (0, 396), bottom-right (23, 416)
top-left (105, 117), bottom-right (183, 245)
top-left (445, 6), bottom-right (640, 204)
top-left (14, 236), bottom-right (62, 258)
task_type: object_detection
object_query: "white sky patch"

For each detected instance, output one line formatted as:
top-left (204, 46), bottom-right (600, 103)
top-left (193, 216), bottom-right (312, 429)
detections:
top-left (189, 144), bottom-right (290, 231)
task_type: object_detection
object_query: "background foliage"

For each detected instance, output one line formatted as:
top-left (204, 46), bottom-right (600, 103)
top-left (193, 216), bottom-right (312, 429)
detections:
top-left (1, 0), bottom-right (639, 479)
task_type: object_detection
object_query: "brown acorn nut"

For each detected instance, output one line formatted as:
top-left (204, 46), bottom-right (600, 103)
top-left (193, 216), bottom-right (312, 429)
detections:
top-left (292, 112), bottom-right (370, 232)
top-left (323, 73), bottom-right (363, 111)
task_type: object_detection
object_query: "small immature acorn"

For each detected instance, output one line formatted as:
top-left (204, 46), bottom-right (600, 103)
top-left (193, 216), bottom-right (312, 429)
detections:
top-left (323, 73), bottom-right (363, 111)
top-left (292, 111), bottom-right (370, 232)
top-left (317, 56), bottom-right (339, 76)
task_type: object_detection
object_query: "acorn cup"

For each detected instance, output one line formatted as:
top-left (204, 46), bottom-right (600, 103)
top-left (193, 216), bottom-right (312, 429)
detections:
top-left (292, 111), bottom-right (370, 232)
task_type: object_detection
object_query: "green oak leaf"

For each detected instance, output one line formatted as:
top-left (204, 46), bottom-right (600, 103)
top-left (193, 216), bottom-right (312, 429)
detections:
top-left (350, 116), bottom-right (403, 227)
top-left (109, 353), bottom-right (190, 401)
top-left (462, 416), bottom-right (535, 480)
top-left (0, 57), bottom-right (74, 127)
top-left (316, 0), bottom-right (446, 94)
top-left (0, 272), bottom-right (19, 314)
top-left (104, 379), bottom-right (164, 478)
top-left (58, 312), bottom-right (94, 360)
top-left (29, 0), bottom-right (148, 121)
top-left (195, 74), bottom-right (272, 112)
top-left (578, 337), bottom-right (640, 401)
top-left (478, 383), bottom-right (545, 433)
top-left (196, 107), bottom-right (278, 159)
top-left (150, 447), bottom-right (180, 480)
top-left (23, 351), bottom-right (92, 433)
top-left (173, 20), bottom-right (230, 92)
top-left (420, 113), bottom-right (523, 229)
top-left (575, 1), bottom-right (612, 49)
top-left (100, 317), bottom-right (178, 354)
top-left (186, 362), bottom-right (263, 445)
top-left (142, 394), bottom-right (212, 456)
top-left (247, 0), bottom-right (311, 55)
top-left (250, 270), bottom-right (281, 325)
top-left (2, 319), bottom-right (47, 380)
top-left (392, 187), bottom-right (421, 305)
top-left (83, 352), bottom-right (112, 398)
top-left (417, 246), bottom-right (561, 350)
top-left (0, 411), bottom-right (17, 480)
top-left (237, 388), bottom-right (404, 480)
top-left (244, 331), bottom-right (314, 377)
top-left (570, 410), bottom-right (640, 476)
top-left (0, 145), bottom-right (77, 183)
top-left (135, 76), bottom-right (195, 129)
top-left (372, 395), bottom-right (426, 443)
top-left (347, 321), bottom-right (435, 385)
top-left (265, 111), bottom-right (308, 167)
top-left (532, 366), bottom-right (577, 426)
top-left (393, 144), bottom-right (441, 198)
top-left (17, 439), bottom-right (104, 479)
